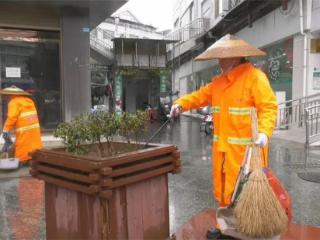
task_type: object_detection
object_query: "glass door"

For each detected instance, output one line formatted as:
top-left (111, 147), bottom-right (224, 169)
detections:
top-left (0, 28), bottom-right (60, 130)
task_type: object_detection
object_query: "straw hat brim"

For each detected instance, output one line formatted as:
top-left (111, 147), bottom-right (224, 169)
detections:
top-left (0, 89), bottom-right (31, 96)
top-left (195, 35), bottom-right (266, 61)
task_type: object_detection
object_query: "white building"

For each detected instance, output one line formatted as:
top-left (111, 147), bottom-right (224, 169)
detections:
top-left (90, 10), bottom-right (167, 109)
top-left (92, 10), bottom-right (166, 53)
top-left (90, 10), bottom-right (172, 114)
top-left (168, 0), bottom-right (320, 103)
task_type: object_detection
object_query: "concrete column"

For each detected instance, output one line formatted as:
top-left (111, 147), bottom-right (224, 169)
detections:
top-left (293, 34), bottom-right (304, 100)
top-left (60, 7), bottom-right (91, 122)
top-left (307, 45), bottom-right (320, 95)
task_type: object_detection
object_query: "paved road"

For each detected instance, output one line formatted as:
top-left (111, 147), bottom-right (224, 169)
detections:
top-left (0, 116), bottom-right (320, 239)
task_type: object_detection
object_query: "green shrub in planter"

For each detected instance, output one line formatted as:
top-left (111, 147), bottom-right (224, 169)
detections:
top-left (54, 111), bottom-right (148, 157)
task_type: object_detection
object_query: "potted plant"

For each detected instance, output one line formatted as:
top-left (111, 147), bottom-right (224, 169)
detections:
top-left (30, 111), bottom-right (180, 240)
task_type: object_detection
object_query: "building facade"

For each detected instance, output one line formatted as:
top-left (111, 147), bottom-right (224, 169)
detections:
top-left (168, 0), bottom-right (320, 104)
top-left (90, 10), bottom-right (171, 114)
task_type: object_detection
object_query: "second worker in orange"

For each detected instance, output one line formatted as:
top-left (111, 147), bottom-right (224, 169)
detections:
top-left (1, 86), bottom-right (43, 166)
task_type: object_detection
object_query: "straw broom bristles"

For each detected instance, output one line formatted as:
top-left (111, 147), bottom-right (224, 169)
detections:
top-left (233, 108), bottom-right (288, 238)
top-left (234, 146), bottom-right (288, 238)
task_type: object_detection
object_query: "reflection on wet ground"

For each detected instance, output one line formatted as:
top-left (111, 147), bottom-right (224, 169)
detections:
top-left (0, 176), bottom-right (45, 239)
top-left (150, 117), bottom-right (320, 233)
top-left (0, 116), bottom-right (319, 239)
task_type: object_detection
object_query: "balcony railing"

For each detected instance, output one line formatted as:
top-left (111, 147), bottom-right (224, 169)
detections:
top-left (165, 18), bottom-right (210, 43)
top-left (90, 27), bottom-right (114, 56)
top-left (229, 0), bottom-right (242, 10)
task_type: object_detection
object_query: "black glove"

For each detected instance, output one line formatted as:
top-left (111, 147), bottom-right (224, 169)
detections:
top-left (3, 132), bottom-right (12, 144)
top-left (2, 132), bottom-right (13, 153)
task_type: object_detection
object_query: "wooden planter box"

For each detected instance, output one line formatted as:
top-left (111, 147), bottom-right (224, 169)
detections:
top-left (30, 142), bottom-right (180, 240)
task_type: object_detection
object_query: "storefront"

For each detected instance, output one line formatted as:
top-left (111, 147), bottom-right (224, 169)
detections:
top-left (113, 38), bottom-right (173, 115)
top-left (0, 0), bottom-right (126, 130)
top-left (252, 38), bottom-right (293, 102)
top-left (0, 28), bottom-right (60, 129)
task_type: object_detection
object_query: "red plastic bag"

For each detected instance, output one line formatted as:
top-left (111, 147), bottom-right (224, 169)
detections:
top-left (263, 168), bottom-right (292, 223)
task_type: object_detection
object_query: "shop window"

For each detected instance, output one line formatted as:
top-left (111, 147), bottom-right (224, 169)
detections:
top-left (0, 28), bottom-right (61, 130)
top-left (250, 38), bottom-right (293, 101)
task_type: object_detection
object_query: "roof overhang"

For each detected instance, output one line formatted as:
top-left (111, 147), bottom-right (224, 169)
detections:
top-left (112, 37), bottom-right (177, 45)
top-left (113, 37), bottom-right (178, 55)
top-left (197, 0), bottom-right (283, 47)
top-left (0, 0), bottom-right (127, 28)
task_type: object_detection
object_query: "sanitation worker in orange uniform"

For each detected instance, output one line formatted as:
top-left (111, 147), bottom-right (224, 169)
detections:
top-left (0, 86), bottom-right (42, 166)
top-left (170, 34), bottom-right (278, 239)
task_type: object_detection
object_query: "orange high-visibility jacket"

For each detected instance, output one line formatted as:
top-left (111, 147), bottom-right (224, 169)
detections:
top-left (175, 63), bottom-right (278, 205)
top-left (3, 96), bottom-right (42, 161)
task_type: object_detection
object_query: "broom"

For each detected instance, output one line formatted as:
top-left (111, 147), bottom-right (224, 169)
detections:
top-left (233, 108), bottom-right (288, 238)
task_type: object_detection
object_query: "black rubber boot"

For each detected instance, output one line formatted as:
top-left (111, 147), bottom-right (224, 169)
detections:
top-left (206, 227), bottom-right (237, 239)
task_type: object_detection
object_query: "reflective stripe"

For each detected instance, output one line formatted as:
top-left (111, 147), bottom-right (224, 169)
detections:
top-left (212, 106), bottom-right (220, 113)
top-left (228, 137), bottom-right (252, 145)
top-left (19, 111), bottom-right (37, 117)
top-left (16, 123), bottom-right (40, 132)
top-left (213, 135), bottom-right (219, 142)
top-left (228, 107), bottom-right (251, 115)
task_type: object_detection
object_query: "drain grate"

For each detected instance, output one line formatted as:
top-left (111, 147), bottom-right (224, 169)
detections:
top-left (297, 172), bottom-right (320, 183)
top-left (283, 163), bottom-right (320, 169)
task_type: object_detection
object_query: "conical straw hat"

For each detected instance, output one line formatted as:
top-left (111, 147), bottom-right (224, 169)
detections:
top-left (195, 34), bottom-right (266, 61)
top-left (0, 86), bottom-right (31, 96)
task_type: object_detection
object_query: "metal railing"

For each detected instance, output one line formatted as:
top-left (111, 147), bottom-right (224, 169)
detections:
top-left (305, 104), bottom-right (320, 146)
top-left (229, 0), bottom-right (242, 10)
top-left (165, 18), bottom-right (210, 43)
top-left (277, 93), bottom-right (320, 130)
top-left (90, 27), bottom-right (114, 56)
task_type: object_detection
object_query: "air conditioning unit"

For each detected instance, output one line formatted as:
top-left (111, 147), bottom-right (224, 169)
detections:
top-left (311, 39), bottom-right (320, 53)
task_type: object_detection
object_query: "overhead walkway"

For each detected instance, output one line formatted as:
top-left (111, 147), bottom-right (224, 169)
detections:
top-left (90, 27), bottom-right (114, 64)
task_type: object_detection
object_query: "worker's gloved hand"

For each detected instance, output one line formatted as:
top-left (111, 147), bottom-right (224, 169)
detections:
top-left (2, 132), bottom-right (12, 144)
top-left (2, 132), bottom-right (13, 152)
top-left (170, 104), bottom-right (182, 119)
top-left (254, 133), bottom-right (268, 147)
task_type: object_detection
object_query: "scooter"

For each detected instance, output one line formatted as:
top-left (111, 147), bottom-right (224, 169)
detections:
top-left (203, 114), bottom-right (213, 135)
top-left (200, 106), bottom-right (213, 135)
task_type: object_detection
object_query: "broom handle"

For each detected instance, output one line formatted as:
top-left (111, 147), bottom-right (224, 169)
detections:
top-left (251, 108), bottom-right (259, 142)
top-left (250, 108), bottom-right (262, 170)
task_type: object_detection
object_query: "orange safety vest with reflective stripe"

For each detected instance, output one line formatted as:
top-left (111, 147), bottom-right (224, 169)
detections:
top-left (3, 96), bottom-right (42, 161)
top-left (175, 62), bottom-right (278, 205)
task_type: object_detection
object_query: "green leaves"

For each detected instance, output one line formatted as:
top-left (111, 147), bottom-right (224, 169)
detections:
top-left (53, 114), bottom-right (89, 155)
top-left (118, 111), bottom-right (148, 144)
top-left (54, 111), bottom-right (149, 156)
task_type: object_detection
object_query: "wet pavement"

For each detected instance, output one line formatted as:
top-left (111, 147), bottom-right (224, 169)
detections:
top-left (0, 116), bottom-right (320, 239)
top-left (151, 116), bottom-right (320, 234)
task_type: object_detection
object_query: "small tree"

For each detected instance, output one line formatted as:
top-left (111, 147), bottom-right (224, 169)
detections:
top-left (102, 113), bottom-right (120, 155)
top-left (118, 111), bottom-right (148, 145)
top-left (86, 112), bottom-right (107, 156)
top-left (54, 114), bottom-right (89, 155)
